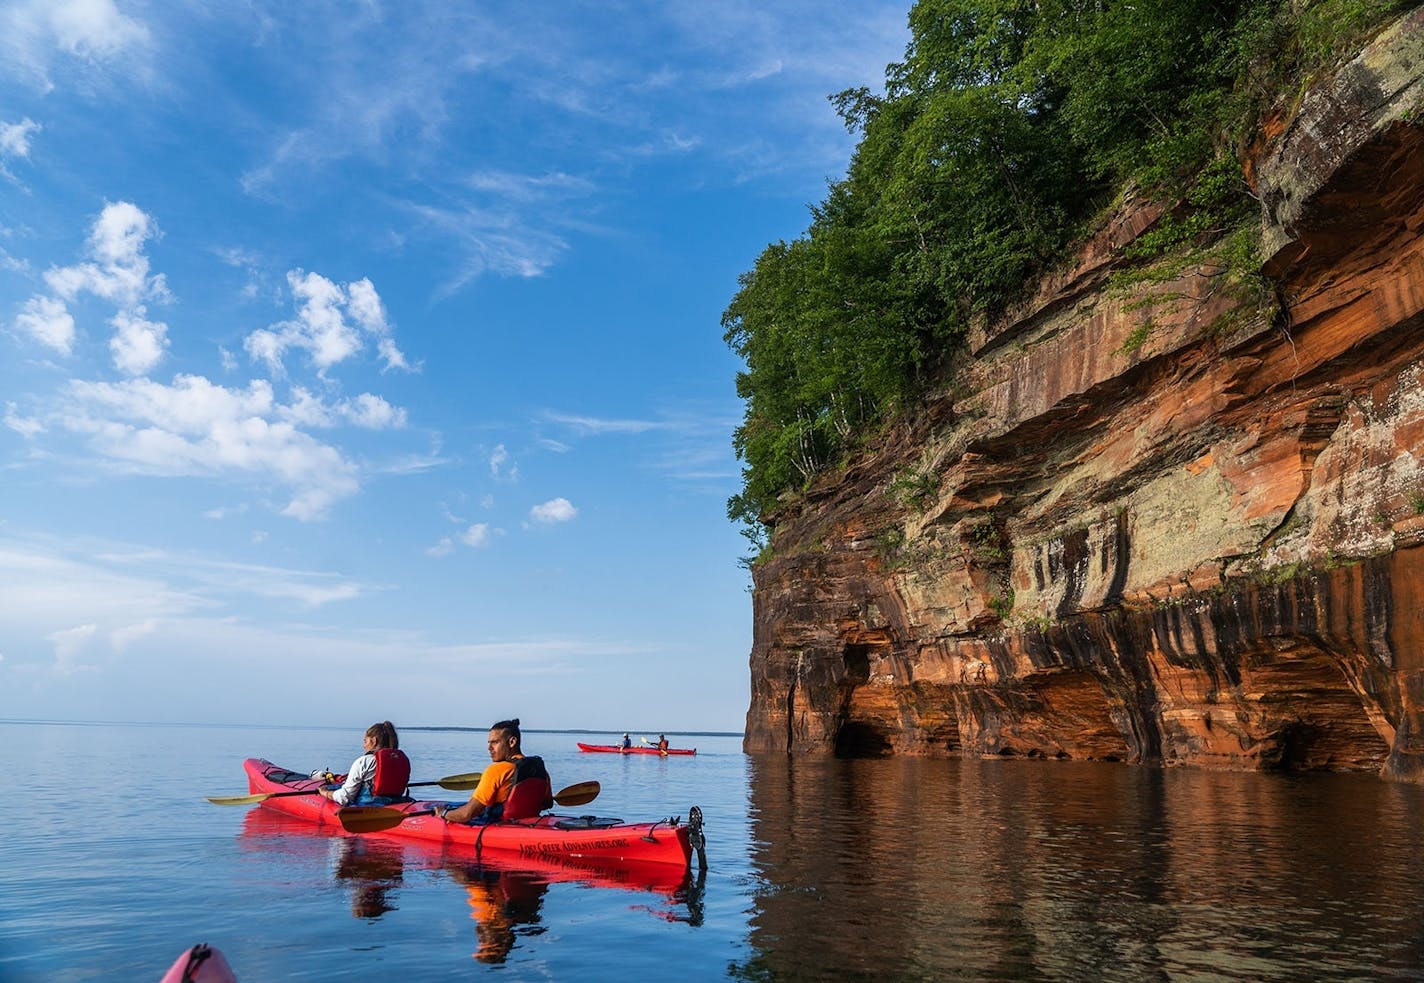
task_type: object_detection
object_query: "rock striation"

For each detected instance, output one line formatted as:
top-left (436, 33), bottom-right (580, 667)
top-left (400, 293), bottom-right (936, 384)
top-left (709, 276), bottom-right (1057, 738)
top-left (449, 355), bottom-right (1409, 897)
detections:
top-left (743, 10), bottom-right (1424, 783)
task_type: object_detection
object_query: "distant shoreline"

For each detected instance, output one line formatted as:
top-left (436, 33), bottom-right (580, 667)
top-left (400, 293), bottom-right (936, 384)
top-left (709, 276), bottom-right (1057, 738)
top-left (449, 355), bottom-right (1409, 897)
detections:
top-left (0, 718), bottom-right (745, 737)
top-left (406, 726), bottom-right (746, 738)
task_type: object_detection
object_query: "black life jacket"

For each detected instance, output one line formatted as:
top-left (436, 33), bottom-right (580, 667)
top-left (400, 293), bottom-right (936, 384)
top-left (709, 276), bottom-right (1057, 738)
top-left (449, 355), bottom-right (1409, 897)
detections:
top-left (371, 748), bottom-right (411, 797)
top-left (501, 755), bottom-right (552, 820)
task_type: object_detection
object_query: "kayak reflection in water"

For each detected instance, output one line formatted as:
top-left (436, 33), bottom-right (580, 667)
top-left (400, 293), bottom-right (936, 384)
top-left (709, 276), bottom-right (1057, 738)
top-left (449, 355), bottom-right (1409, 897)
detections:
top-left (335, 837), bottom-right (404, 919)
top-left (447, 865), bottom-right (548, 964)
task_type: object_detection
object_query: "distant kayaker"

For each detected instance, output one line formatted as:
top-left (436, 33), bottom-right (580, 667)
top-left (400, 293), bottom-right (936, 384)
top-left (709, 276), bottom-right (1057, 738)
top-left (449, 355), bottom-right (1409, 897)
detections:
top-left (435, 718), bottom-right (553, 824)
top-left (656, 734), bottom-right (669, 752)
top-left (318, 720), bottom-right (411, 806)
top-left (621, 733), bottom-right (632, 750)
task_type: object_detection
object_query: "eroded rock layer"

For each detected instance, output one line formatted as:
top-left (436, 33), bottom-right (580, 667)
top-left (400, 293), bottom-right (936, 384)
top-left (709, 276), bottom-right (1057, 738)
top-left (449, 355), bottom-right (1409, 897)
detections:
top-left (744, 11), bottom-right (1424, 783)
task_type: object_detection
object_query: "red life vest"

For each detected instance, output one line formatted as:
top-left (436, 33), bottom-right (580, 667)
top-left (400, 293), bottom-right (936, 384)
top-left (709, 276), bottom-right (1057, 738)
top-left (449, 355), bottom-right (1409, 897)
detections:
top-left (371, 748), bottom-right (411, 797)
top-left (501, 755), bottom-right (552, 821)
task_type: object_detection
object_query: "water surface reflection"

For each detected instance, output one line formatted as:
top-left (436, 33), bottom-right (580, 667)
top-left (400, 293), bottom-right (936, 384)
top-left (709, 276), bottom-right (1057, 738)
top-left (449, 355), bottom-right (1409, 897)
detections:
top-left (741, 756), bottom-right (1424, 981)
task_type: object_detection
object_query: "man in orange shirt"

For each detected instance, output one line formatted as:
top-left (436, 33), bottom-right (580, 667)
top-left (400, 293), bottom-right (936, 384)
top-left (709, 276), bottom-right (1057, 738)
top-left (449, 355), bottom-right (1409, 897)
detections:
top-left (434, 718), bottom-right (550, 823)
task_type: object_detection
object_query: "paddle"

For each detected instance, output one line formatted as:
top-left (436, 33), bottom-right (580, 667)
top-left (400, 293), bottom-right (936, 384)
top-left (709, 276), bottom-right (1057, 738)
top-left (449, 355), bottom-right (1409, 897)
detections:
top-left (207, 789), bottom-right (321, 806)
top-left (336, 780), bottom-right (602, 834)
top-left (409, 771), bottom-right (482, 790)
top-left (206, 770), bottom-right (484, 805)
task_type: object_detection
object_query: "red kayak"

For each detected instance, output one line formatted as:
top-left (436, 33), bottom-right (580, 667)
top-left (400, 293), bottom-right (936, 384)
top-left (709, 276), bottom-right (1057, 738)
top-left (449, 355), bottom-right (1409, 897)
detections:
top-left (240, 804), bottom-right (696, 895)
top-left (240, 758), bottom-right (696, 869)
top-left (577, 742), bottom-right (696, 756)
top-left (158, 944), bottom-right (238, 983)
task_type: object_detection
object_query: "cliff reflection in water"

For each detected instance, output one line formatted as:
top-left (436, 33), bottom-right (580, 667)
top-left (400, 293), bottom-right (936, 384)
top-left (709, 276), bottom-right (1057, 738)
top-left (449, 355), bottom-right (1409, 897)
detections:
top-left (739, 755), bottom-right (1424, 981)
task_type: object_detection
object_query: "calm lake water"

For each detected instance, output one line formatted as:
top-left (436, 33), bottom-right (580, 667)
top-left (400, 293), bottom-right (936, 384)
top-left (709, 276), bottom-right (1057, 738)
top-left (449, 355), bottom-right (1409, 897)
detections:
top-left (3, 721), bottom-right (1422, 981)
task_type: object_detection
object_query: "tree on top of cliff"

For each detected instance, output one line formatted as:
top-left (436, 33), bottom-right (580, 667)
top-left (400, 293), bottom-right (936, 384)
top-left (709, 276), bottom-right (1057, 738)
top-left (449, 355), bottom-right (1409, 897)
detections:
top-left (723, 0), bottom-right (1411, 556)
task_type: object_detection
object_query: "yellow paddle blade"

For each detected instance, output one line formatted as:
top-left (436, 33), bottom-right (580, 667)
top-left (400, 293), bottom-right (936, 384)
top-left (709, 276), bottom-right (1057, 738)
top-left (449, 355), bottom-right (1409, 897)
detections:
top-left (553, 780), bottom-right (600, 807)
top-left (206, 788), bottom-right (320, 806)
top-left (338, 806), bottom-right (432, 834)
top-left (407, 771), bottom-right (482, 790)
top-left (206, 792), bottom-right (270, 806)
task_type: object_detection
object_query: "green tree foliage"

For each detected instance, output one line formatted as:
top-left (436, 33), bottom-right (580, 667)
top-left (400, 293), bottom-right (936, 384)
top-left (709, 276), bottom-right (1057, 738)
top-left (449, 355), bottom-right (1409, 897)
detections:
top-left (724, 0), bottom-right (1410, 550)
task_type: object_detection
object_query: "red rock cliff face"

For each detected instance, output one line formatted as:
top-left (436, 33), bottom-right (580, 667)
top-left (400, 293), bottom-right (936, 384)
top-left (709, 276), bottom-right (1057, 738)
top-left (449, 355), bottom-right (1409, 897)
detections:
top-left (743, 11), bottom-right (1424, 783)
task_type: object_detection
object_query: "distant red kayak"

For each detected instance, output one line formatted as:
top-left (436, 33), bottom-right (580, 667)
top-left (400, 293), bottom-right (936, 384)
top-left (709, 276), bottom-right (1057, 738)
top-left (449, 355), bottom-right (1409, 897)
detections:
top-left (158, 943), bottom-right (238, 983)
top-left (577, 742), bottom-right (696, 756)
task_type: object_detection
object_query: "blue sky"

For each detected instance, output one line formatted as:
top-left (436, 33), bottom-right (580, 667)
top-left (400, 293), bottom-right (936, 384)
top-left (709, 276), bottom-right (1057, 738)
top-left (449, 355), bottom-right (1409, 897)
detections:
top-left (0, 1), bottom-right (908, 733)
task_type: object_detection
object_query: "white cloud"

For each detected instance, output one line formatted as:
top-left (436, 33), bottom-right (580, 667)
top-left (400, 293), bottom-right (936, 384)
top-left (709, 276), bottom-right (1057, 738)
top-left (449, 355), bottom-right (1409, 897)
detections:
top-left (278, 387), bottom-right (406, 430)
top-left (464, 170), bottom-right (595, 203)
top-left (4, 402), bottom-right (44, 437)
top-left (245, 269), bottom-right (411, 377)
top-left (8, 206), bottom-right (417, 522)
top-left (45, 201), bottom-right (168, 308)
top-left (529, 497), bottom-right (576, 524)
top-left (426, 537), bottom-right (455, 557)
top-left (15, 295), bottom-right (75, 354)
top-left (345, 277), bottom-right (410, 372)
top-left (408, 200), bottom-right (570, 293)
top-left (0, 117), bottom-right (41, 181)
top-left (203, 504), bottom-right (248, 520)
top-left (0, 118), bottom-right (39, 158)
top-left (543, 411), bottom-right (663, 435)
top-left (344, 393), bottom-right (405, 429)
top-left (489, 443), bottom-right (512, 479)
top-left (16, 201), bottom-right (170, 373)
top-left (46, 622), bottom-right (96, 675)
top-left (459, 523), bottom-right (491, 547)
top-left (108, 308), bottom-right (169, 376)
top-left (1, 0), bottom-right (153, 93)
top-left (56, 374), bottom-right (362, 521)
top-left (0, 246), bottom-right (30, 273)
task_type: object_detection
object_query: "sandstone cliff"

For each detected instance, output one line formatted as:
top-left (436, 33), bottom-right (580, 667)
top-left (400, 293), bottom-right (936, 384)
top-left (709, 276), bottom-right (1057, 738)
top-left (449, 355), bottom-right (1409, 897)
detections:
top-left (743, 10), bottom-right (1424, 784)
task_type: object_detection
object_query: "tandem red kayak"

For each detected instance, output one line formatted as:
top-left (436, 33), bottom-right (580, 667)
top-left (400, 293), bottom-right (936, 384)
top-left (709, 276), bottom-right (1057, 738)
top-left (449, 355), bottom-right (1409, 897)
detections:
top-left (239, 758), bottom-right (699, 870)
top-left (577, 742), bottom-right (697, 756)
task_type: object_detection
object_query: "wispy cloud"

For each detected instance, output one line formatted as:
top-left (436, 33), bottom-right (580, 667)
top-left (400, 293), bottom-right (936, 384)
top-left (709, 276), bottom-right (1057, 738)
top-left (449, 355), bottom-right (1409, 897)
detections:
top-left (221, 2), bottom-right (904, 293)
top-left (406, 199), bottom-right (571, 292)
top-left (541, 411), bottom-right (665, 436)
top-left (0, 535), bottom-right (375, 684)
top-left (0, 118), bottom-right (40, 158)
top-left (0, 0), bottom-right (155, 94)
top-left (538, 403), bottom-right (741, 487)
top-left (489, 443), bottom-right (518, 481)
top-left (0, 117), bottom-right (41, 184)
